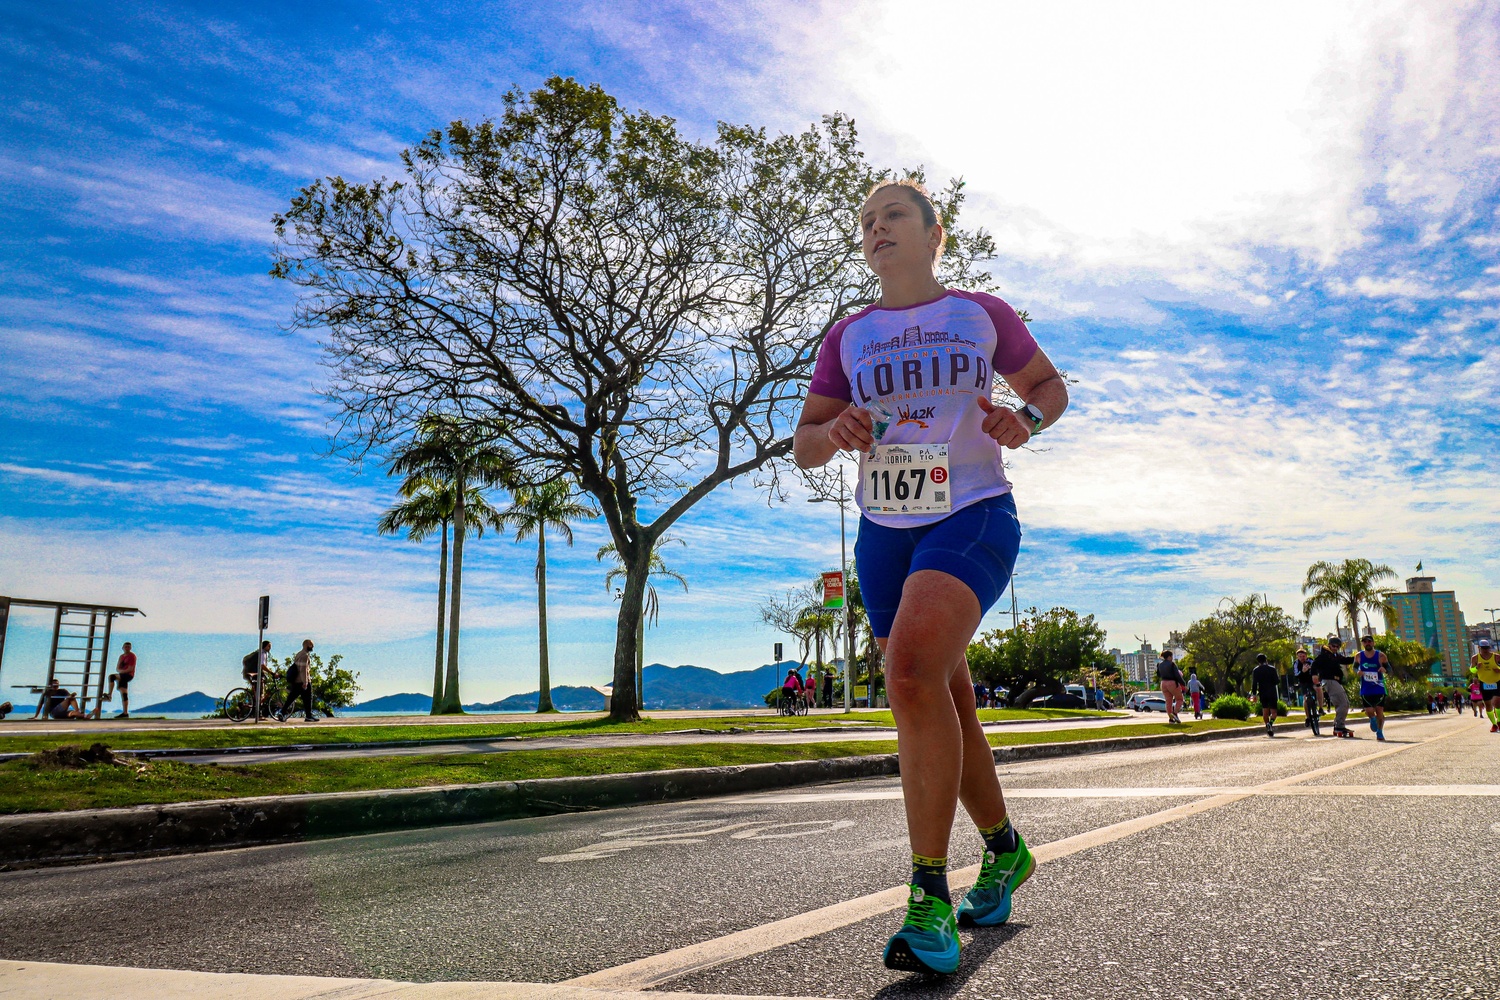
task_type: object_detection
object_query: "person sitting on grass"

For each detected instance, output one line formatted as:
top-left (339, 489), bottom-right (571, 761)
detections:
top-left (43, 679), bottom-right (87, 720)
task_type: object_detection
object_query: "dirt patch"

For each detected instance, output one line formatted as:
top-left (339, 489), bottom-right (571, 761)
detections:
top-left (31, 743), bottom-right (129, 770)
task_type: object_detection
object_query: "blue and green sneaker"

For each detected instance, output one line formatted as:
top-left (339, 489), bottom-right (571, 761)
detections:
top-left (882, 886), bottom-right (960, 975)
top-left (957, 829), bottom-right (1034, 927)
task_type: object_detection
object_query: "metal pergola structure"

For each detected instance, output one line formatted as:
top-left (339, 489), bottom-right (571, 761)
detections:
top-left (0, 597), bottom-right (144, 720)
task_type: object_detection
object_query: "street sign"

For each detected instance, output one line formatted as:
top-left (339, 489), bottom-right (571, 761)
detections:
top-left (822, 571), bottom-right (845, 609)
top-left (258, 595), bottom-right (270, 630)
top-left (774, 642), bottom-right (783, 662)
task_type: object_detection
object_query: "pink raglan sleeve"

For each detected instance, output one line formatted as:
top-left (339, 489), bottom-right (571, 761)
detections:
top-left (807, 316), bottom-right (853, 401)
top-left (960, 291), bottom-right (1039, 375)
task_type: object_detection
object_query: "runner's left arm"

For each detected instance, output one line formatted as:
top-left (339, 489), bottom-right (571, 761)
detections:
top-left (980, 346), bottom-right (1069, 449)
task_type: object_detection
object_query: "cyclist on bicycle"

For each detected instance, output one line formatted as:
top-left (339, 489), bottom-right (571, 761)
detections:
top-left (782, 667), bottom-right (805, 710)
top-left (241, 640), bottom-right (273, 687)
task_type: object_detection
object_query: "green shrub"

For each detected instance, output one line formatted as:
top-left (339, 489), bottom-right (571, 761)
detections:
top-left (1210, 694), bottom-right (1252, 720)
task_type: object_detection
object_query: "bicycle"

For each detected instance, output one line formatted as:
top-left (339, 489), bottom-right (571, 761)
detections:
top-left (221, 670), bottom-right (287, 723)
top-left (777, 688), bottom-right (809, 717)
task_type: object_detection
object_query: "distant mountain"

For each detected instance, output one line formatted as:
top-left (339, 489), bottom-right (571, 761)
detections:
top-left (348, 692), bottom-right (433, 713)
top-left (135, 691), bottom-right (219, 714)
top-left (467, 685), bottom-right (606, 712)
top-left (473, 662), bottom-right (807, 712)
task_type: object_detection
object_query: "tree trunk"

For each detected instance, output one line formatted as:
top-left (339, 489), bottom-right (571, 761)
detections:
top-left (607, 548), bottom-right (649, 722)
top-left (431, 518), bottom-right (449, 713)
top-left (439, 467), bottom-right (466, 714)
top-left (536, 526), bottom-right (555, 713)
top-left (636, 617), bottom-right (644, 711)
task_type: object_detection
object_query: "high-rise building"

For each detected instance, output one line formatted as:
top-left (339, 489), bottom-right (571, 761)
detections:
top-left (1385, 575), bottom-right (1470, 681)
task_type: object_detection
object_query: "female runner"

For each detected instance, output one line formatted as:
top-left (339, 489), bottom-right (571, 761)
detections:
top-left (795, 180), bottom-right (1069, 975)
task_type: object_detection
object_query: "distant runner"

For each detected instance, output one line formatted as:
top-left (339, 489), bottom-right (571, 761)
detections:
top-left (1312, 636), bottom-right (1355, 738)
top-left (1472, 639), bottom-right (1500, 732)
top-left (796, 178), bottom-right (1069, 975)
top-left (1355, 635), bottom-right (1390, 741)
top-left (1251, 654), bottom-right (1280, 737)
top-left (1471, 678), bottom-right (1485, 718)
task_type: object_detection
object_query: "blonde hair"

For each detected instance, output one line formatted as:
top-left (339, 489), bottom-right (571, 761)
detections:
top-left (864, 179), bottom-right (945, 261)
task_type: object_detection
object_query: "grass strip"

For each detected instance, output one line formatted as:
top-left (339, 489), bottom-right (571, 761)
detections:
top-left (0, 717), bottom-right (1268, 815)
top-left (0, 707), bottom-right (1111, 754)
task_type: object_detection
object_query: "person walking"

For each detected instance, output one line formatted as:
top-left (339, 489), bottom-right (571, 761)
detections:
top-left (1186, 669), bottom-right (1205, 720)
top-left (280, 639), bottom-right (317, 722)
top-left (795, 178), bottom-right (1069, 975)
top-left (1251, 653), bottom-right (1280, 737)
top-left (1293, 647), bottom-right (1322, 737)
top-left (102, 642), bottom-right (137, 719)
top-left (1312, 636), bottom-right (1355, 737)
top-left (1355, 635), bottom-right (1390, 740)
top-left (1156, 650), bottom-right (1186, 724)
top-left (1471, 639), bottom-right (1500, 732)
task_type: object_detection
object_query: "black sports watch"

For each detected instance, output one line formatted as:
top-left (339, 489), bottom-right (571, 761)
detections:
top-left (1018, 403), bottom-right (1045, 434)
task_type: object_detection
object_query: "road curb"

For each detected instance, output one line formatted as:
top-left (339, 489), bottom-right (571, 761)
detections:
top-left (0, 722), bottom-right (1299, 870)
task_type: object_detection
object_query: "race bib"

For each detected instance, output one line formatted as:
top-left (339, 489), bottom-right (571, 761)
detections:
top-left (862, 443), bottom-right (951, 515)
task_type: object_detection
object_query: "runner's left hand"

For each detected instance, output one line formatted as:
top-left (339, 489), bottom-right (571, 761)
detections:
top-left (977, 397), bottom-right (1032, 449)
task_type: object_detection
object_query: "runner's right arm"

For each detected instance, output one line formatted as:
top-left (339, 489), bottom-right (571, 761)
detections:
top-left (795, 392), bottom-right (873, 468)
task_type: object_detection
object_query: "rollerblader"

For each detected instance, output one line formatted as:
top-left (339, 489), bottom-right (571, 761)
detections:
top-left (1355, 635), bottom-right (1390, 740)
top-left (796, 178), bottom-right (1069, 975)
top-left (1472, 639), bottom-right (1500, 732)
top-left (1251, 654), bottom-right (1280, 737)
top-left (1312, 636), bottom-right (1355, 737)
top-left (1293, 647), bottom-right (1321, 737)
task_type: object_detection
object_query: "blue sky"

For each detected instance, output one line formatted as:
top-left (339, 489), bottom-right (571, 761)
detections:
top-left (2, 0), bottom-right (1498, 705)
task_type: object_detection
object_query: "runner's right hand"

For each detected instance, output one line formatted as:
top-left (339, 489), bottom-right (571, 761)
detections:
top-left (827, 405), bottom-right (874, 452)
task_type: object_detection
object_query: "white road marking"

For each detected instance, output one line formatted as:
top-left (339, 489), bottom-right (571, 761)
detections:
top-left (730, 784), bottom-right (1500, 802)
top-left (0, 959), bottom-right (833, 1000)
top-left (566, 717), bottom-right (1470, 991)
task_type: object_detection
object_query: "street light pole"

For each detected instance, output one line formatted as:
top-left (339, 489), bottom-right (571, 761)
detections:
top-left (808, 469), bottom-right (855, 714)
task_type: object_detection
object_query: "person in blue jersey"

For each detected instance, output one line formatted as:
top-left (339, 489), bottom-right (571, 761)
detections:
top-left (1355, 635), bottom-right (1391, 740)
top-left (795, 179), bottom-right (1069, 976)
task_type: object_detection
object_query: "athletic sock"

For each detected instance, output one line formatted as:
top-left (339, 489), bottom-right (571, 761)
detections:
top-left (911, 853), bottom-right (950, 904)
top-left (979, 816), bottom-right (1019, 856)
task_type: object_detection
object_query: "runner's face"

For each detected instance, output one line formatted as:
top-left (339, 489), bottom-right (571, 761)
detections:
top-left (860, 190), bottom-right (939, 279)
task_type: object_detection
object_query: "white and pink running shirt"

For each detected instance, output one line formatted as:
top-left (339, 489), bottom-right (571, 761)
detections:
top-left (808, 289), bottom-right (1038, 527)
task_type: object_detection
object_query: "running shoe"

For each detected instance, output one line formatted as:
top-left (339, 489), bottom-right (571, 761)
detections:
top-left (958, 831), bottom-right (1035, 928)
top-left (1491, 724), bottom-right (1498, 733)
top-left (884, 886), bottom-right (960, 975)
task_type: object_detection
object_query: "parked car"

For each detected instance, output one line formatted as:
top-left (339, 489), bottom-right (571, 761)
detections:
top-left (1126, 691), bottom-right (1168, 712)
top-left (1030, 692), bottom-right (1087, 709)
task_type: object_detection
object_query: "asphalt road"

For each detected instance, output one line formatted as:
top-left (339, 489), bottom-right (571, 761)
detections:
top-left (1, 712), bottom-right (1495, 1000)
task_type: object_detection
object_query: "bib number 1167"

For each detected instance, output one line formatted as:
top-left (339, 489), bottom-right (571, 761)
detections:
top-left (861, 443), bottom-right (951, 515)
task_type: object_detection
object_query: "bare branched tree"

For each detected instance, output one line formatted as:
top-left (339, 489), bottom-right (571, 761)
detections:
top-left (272, 77), bottom-right (994, 720)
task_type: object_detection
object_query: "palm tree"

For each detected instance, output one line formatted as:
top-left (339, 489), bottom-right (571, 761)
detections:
top-left (598, 537), bottom-right (688, 710)
top-left (378, 475), bottom-right (504, 712)
top-left (389, 414), bottom-right (514, 713)
top-left (1302, 558), bottom-right (1397, 642)
top-left (497, 481), bottom-right (596, 712)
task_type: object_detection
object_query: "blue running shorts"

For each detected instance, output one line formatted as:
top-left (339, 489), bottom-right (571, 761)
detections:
top-left (854, 492), bottom-right (1022, 639)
